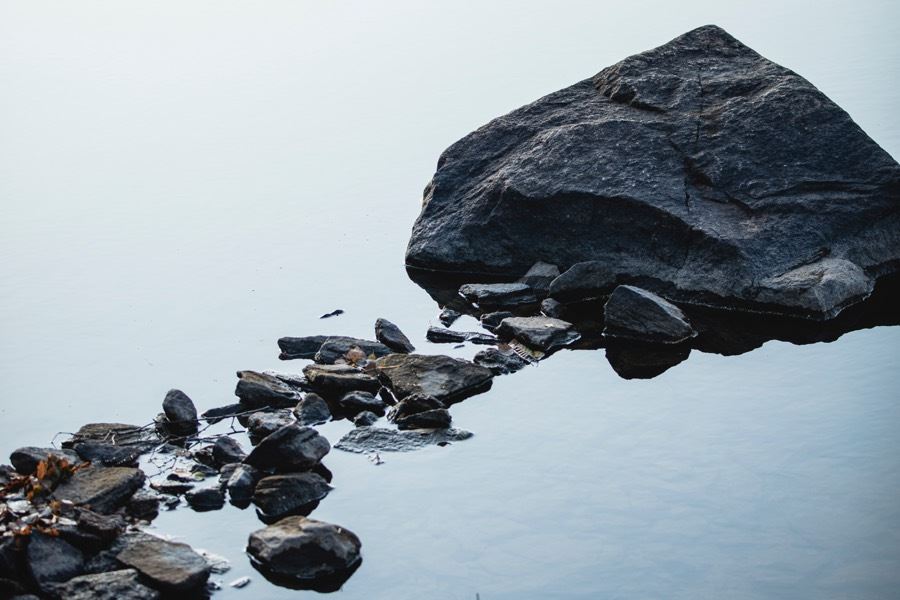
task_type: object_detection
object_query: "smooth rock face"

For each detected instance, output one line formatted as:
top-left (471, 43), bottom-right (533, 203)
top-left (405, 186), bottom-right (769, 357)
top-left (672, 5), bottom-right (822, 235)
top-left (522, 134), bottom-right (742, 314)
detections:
top-left (185, 487), bottom-right (226, 511)
top-left (335, 427), bottom-right (473, 453)
top-left (302, 364), bottom-right (381, 398)
top-left (52, 466), bottom-right (145, 514)
top-left (496, 316), bottom-right (581, 351)
top-left (63, 423), bottom-right (153, 448)
top-left (161, 389), bottom-right (198, 435)
top-left (26, 532), bottom-right (85, 593)
top-left (45, 569), bottom-right (160, 600)
top-left (603, 285), bottom-right (696, 344)
top-left (244, 425), bottom-right (330, 471)
top-left (247, 516), bottom-right (361, 582)
top-left (406, 25), bottom-right (900, 320)
top-left (116, 536), bottom-right (211, 592)
top-left (10, 446), bottom-right (80, 475)
top-left (313, 337), bottom-right (392, 365)
top-left (252, 472), bottom-right (331, 520)
top-left (294, 393), bottom-right (332, 426)
top-left (212, 436), bottom-right (246, 465)
top-left (387, 394), bottom-right (444, 423)
top-left (374, 318), bottom-right (416, 353)
top-left (375, 354), bottom-right (493, 404)
top-left (226, 464), bottom-right (260, 503)
top-left (73, 443), bottom-right (143, 467)
top-left (480, 311), bottom-right (515, 332)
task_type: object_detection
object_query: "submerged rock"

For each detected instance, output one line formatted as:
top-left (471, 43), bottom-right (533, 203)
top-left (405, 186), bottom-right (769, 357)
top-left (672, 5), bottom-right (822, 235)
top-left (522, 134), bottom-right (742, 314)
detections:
top-left (161, 389), bottom-right (199, 436)
top-left (235, 371), bottom-right (304, 409)
top-left (313, 337), bottom-right (392, 365)
top-left (426, 326), bottom-right (497, 345)
top-left (603, 285), bottom-right (696, 344)
top-left (52, 466), bottom-right (145, 514)
top-left (472, 347), bottom-right (530, 375)
top-left (335, 427), bottom-right (473, 453)
top-left (252, 472), bottom-right (331, 521)
top-left (496, 316), bottom-right (581, 351)
top-left (9, 446), bottom-right (80, 475)
top-left (374, 318), bottom-right (416, 353)
top-left (395, 408), bottom-right (451, 430)
top-left (212, 436), bottom-right (247, 465)
top-left (338, 391), bottom-right (386, 416)
top-left (294, 393), bottom-right (332, 426)
top-left (302, 364), bottom-right (381, 398)
top-left (458, 283), bottom-right (538, 309)
top-left (185, 487), bottom-right (226, 512)
top-left (352, 411), bottom-right (379, 427)
top-left (438, 307), bottom-right (462, 327)
top-left (605, 342), bottom-right (692, 379)
top-left (116, 536), bottom-right (210, 592)
top-left (405, 25), bottom-right (900, 320)
top-left (45, 569), bottom-right (160, 600)
top-left (244, 425), bottom-right (330, 471)
top-left (375, 354), bottom-right (493, 404)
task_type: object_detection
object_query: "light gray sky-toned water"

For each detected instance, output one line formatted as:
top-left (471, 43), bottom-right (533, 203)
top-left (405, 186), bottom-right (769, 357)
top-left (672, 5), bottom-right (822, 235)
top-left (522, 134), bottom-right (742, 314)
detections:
top-left (1, 1), bottom-right (899, 599)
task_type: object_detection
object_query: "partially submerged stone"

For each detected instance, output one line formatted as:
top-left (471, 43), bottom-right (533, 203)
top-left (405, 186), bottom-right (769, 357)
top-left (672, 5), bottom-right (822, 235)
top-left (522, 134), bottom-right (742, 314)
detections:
top-left (161, 389), bottom-right (198, 436)
top-left (246, 410), bottom-right (295, 444)
top-left (473, 347), bottom-right (530, 375)
top-left (235, 371), bottom-right (303, 409)
top-left (314, 337), bottom-right (392, 365)
top-left (479, 311), bottom-right (515, 332)
top-left (387, 394), bottom-right (444, 423)
top-left (338, 391), bottom-right (386, 417)
top-left (426, 326), bottom-right (497, 345)
top-left (277, 335), bottom-right (330, 360)
top-left (185, 487), bottom-right (226, 512)
top-left (73, 443), bottom-right (144, 467)
top-left (518, 262), bottom-right (560, 296)
top-left (116, 536), bottom-right (211, 592)
top-left (212, 436), bottom-right (246, 465)
top-left (253, 473), bottom-right (331, 521)
top-left (335, 427), bottom-right (473, 453)
top-left (302, 363), bottom-right (380, 397)
top-left (294, 393), bottom-right (332, 426)
top-left (438, 307), bottom-right (462, 327)
top-left (244, 424), bottom-right (330, 471)
top-left (45, 569), bottom-right (160, 600)
top-left (496, 316), bottom-right (581, 351)
top-left (458, 283), bottom-right (538, 309)
top-left (53, 466), bottom-right (145, 514)
top-left (395, 408), bottom-right (452, 430)
top-left (375, 354), bottom-right (493, 405)
top-left (226, 464), bottom-right (261, 505)
top-left (374, 318), bottom-right (416, 353)
top-left (352, 411), bottom-right (379, 427)
top-left (9, 446), bottom-right (80, 475)
top-left (63, 423), bottom-right (154, 449)
top-left (603, 285), bottom-right (696, 344)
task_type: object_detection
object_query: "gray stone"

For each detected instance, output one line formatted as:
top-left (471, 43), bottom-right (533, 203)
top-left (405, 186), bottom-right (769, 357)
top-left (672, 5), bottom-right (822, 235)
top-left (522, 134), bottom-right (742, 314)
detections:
top-left (438, 308), bottom-right (462, 327)
top-left (375, 354), bottom-right (493, 404)
top-left (387, 393), bottom-right (444, 423)
top-left (116, 536), bottom-right (210, 592)
top-left (293, 393), bottom-right (332, 426)
top-left (302, 363), bottom-right (380, 397)
top-left (374, 318), bottom-right (416, 353)
top-left (52, 466), bottom-right (145, 514)
top-left (473, 347), bottom-right (530, 375)
top-left (458, 283), bottom-right (538, 309)
top-left (479, 311), bottom-right (514, 332)
top-left (352, 411), bottom-right (379, 427)
top-left (277, 335), bottom-right (330, 360)
top-left (246, 410), bottom-right (295, 444)
top-left (244, 425), bottom-right (330, 471)
top-left (161, 389), bottom-right (198, 436)
top-left (518, 261), bottom-right (561, 295)
top-left (603, 285), bottom-right (696, 344)
top-left (338, 390), bottom-right (386, 416)
top-left (212, 436), bottom-right (246, 465)
top-left (252, 473), bottom-right (331, 521)
top-left (405, 25), bottom-right (900, 320)
top-left (26, 532), bottom-right (85, 594)
top-left (313, 337), bottom-right (392, 365)
top-left (200, 403), bottom-right (245, 424)
top-left (75, 508), bottom-right (125, 541)
top-left (226, 464), bottom-right (260, 503)
top-left (126, 489), bottom-right (161, 521)
top-left (247, 516), bottom-right (361, 582)
top-left (235, 371), bottom-right (303, 409)
top-left (496, 316), bottom-right (581, 351)
top-left (540, 297), bottom-right (565, 319)
top-left (185, 487), bottom-right (226, 511)
top-left (395, 408), bottom-right (452, 430)
top-left (426, 326), bottom-right (497, 345)
top-left (62, 423), bottom-right (155, 449)
top-left (9, 446), bottom-right (80, 475)
top-left (45, 569), bottom-right (160, 600)
top-left (335, 427), bottom-right (473, 453)
top-left (73, 443), bottom-right (144, 467)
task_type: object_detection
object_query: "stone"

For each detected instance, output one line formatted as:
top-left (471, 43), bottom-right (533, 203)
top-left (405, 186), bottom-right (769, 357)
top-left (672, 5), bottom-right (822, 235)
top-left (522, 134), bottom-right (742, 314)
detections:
top-left (62, 423), bottom-right (154, 449)
top-left (458, 283), bottom-right (538, 309)
top-left (252, 473), bottom-right (331, 521)
top-left (226, 464), bottom-right (260, 504)
top-left (603, 285), bottom-right (696, 344)
top-left (149, 480), bottom-right (193, 496)
top-left (212, 436), bottom-right (246, 465)
top-left (395, 408), bottom-right (452, 430)
top-left (353, 411), bottom-right (379, 427)
top-left (26, 532), bottom-right (85, 593)
top-left (116, 536), bottom-right (210, 592)
top-left (45, 569), bottom-right (160, 600)
top-left (479, 311), bottom-right (514, 332)
top-left (161, 389), bottom-right (198, 436)
top-left (52, 466), bottom-right (145, 514)
top-left (335, 427), bottom-right (474, 453)
top-left (518, 261), bottom-right (560, 295)
top-left (473, 346), bottom-right (530, 375)
top-left (496, 316), bottom-right (581, 351)
top-left (277, 335), bottom-right (330, 360)
top-left (244, 425), bottom-right (330, 471)
top-left (200, 403), bottom-right (245, 424)
top-left (405, 25), bottom-right (900, 320)
top-left (426, 326), bottom-right (497, 345)
top-left (0, 537), bottom-right (22, 581)
top-left (547, 261), bottom-right (617, 303)
top-left (73, 443), bottom-right (144, 467)
top-left (302, 363), bottom-right (380, 397)
top-left (540, 297), bottom-right (565, 319)
top-left (246, 410), bottom-right (295, 444)
top-left (293, 393), bottom-right (332, 426)
top-left (185, 487), bottom-right (226, 511)
top-left (374, 318), bottom-right (416, 353)
top-left (387, 393), bottom-right (444, 423)
top-left (313, 337), bottom-right (392, 365)
top-left (375, 354), bottom-right (493, 405)
top-left (235, 371), bottom-right (303, 409)
top-left (9, 447), bottom-right (80, 475)
top-left (126, 489), bottom-right (162, 521)
top-left (438, 308), bottom-right (462, 327)
top-left (338, 391), bottom-right (386, 416)
top-left (247, 516), bottom-right (361, 584)
top-left (75, 508), bottom-right (125, 541)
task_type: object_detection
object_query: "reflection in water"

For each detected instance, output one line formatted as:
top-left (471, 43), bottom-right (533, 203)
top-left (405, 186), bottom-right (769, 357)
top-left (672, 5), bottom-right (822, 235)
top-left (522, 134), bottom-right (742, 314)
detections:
top-left (250, 555), bottom-right (362, 593)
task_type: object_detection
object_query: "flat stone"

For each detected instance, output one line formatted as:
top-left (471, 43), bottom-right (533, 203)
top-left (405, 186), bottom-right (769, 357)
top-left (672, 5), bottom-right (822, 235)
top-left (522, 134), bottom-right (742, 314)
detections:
top-left (338, 390), bottom-right (386, 416)
top-left (252, 472), bottom-right (331, 521)
top-left (116, 536), bottom-right (211, 592)
top-left (395, 408), bottom-right (452, 430)
top-left (53, 466), bottom-right (145, 514)
top-left (126, 489), bottom-right (162, 521)
top-left (313, 337), bottom-right (392, 365)
top-left (375, 354), bottom-right (493, 405)
top-left (479, 311), bottom-right (514, 332)
top-left (73, 443), bottom-right (145, 467)
top-left (185, 487), bottom-right (226, 512)
top-left (473, 347), bottom-right (530, 375)
top-left (62, 423), bottom-right (155, 449)
top-left (26, 532), bottom-right (85, 593)
top-left (293, 393), bottom-right (332, 426)
top-left (200, 403), bottom-right (245, 424)
top-left (161, 389), bottom-right (198, 436)
top-left (277, 335), bottom-right (330, 360)
top-left (496, 316), bottom-right (581, 351)
top-left (246, 410), bottom-right (295, 444)
top-left (302, 363), bottom-right (380, 397)
top-left (426, 326), bottom-right (497, 345)
top-left (149, 480), bottom-right (194, 496)
top-left (387, 394), bottom-right (445, 423)
top-left (518, 261), bottom-right (560, 295)
top-left (212, 436), bottom-right (246, 465)
top-left (335, 427), bottom-right (473, 453)
top-left (235, 371), bottom-right (303, 409)
top-left (603, 285), bottom-right (696, 344)
top-left (45, 569), bottom-right (160, 600)
top-left (458, 283), bottom-right (538, 309)
top-left (374, 318), bottom-right (416, 353)
top-left (75, 508), bottom-right (126, 541)
top-left (9, 446), bottom-right (80, 475)
top-left (244, 424), bottom-right (330, 471)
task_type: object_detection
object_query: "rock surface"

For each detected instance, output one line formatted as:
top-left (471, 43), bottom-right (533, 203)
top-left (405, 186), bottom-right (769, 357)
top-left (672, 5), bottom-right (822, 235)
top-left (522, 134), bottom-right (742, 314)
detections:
top-left (302, 364), bottom-right (381, 397)
top-left (161, 389), bottom-right (198, 436)
top-left (459, 283), bottom-right (538, 309)
top-left (45, 569), bottom-right (160, 600)
top-left (253, 472), bottom-right (331, 520)
top-left (395, 408), bottom-right (452, 430)
top-left (405, 25), bottom-right (900, 320)
top-left (335, 426), bottom-right (473, 453)
top-left (9, 446), bottom-right (80, 475)
top-left (472, 347), bottom-right (530, 375)
top-left (603, 285), bottom-right (696, 344)
top-left (338, 391), bottom-right (386, 416)
top-left (426, 326), bottom-right (497, 345)
top-left (212, 436), bottom-right (247, 465)
top-left (116, 536), bottom-right (211, 592)
top-left (374, 318), bottom-right (416, 353)
top-left (375, 354), bottom-right (493, 404)
top-left (496, 316), bottom-right (581, 351)
top-left (52, 466), bottom-right (145, 514)
top-left (185, 487), bottom-right (226, 511)
top-left (294, 393), bottom-right (332, 426)
top-left (246, 410), bottom-right (295, 443)
top-left (244, 425), bottom-right (330, 471)
top-left (235, 371), bottom-right (303, 409)
top-left (313, 337), bottom-right (392, 364)
top-left (25, 532), bottom-right (85, 593)
top-left (277, 335), bottom-right (330, 360)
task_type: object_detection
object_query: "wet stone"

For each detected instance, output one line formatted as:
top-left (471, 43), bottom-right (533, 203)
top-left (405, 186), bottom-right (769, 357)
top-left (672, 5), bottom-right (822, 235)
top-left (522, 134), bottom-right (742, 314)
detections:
top-left (293, 393), bottom-right (332, 426)
top-left (53, 466), bottom-right (145, 514)
top-left (313, 337), bottom-right (392, 365)
top-left (235, 371), bottom-right (304, 409)
top-left (518, 261), bottom-right (560, 296)
top-left (603, 285), bottom-right (696, 344)
top-left (226, 464), bottom-right (260, 505)
top-left (438, 308), bottom-right (462, 327)
top-left (496, 316), bottom-right (581, 351)
top-left (246, 410), bottom-right (295, 444)
top-left (26, 532), bottom-right (85, 594)
top-left (150, 480), bottom-right (194, 496)
top-left (459, 282), bottom-right (538, 309)
top-left (252, 472), bottom-right (331, 521)
top-left (186, 487), bottom-right (226, 512)
top-left (302, 363), bottom-right (380, 398)
top-left (473, 346), bottom-right (530, 375)
top-left (395, 408), bottom-right (452, 430)
top-left (200, 403), bottom-right (245, 424)
top-left (62, 423), bottom-right (154, 449)
top-left (277, 335), bottom-right (330, 360)
top-left (338, 390), bottom-right (386, 416)
top-left (9, 446), bottom-right (80, 475)
top-left (426, 326), bottom-right (497, 345)
top-left (76, 508), bottom-right (126, 541)
top-left (73, 443), bottom-right (145, 467)
top-left (126, 489), bottom-right (162, 521)
top-left (45, 569), bottom-right (160, 600)
top-left (161, 389), bottom-right (199, 436)
top-left (374, 318), bottom-right (416, 353)
top-left (375, 354), bottom-right (494, 405)
top-left (212, 436), bottom-right (246, 466)
top-left (244, 424), bottom-right (330, 472)
top-left (353, 411), bottom-right (379, 427)
top-left (388, 393), bottom-right (444, 423)
top-left (335, 427), bottom-right (474, 453)
top-left (479, 311), bottom-right (515, 332)
top-left (116, 536), bottom-right (211, 592)
top-left (540, 297), bottom-right (565, 319)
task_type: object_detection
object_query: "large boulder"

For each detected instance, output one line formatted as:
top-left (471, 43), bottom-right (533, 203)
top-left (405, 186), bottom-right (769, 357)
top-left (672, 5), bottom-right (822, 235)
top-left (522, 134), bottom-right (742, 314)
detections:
top-left (405, 25), bottom-right (900, 320)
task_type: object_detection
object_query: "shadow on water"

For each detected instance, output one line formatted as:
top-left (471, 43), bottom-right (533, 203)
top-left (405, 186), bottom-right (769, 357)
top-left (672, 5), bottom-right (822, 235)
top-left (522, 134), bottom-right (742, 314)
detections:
top-left (407, 268), bottom-right (900, 379)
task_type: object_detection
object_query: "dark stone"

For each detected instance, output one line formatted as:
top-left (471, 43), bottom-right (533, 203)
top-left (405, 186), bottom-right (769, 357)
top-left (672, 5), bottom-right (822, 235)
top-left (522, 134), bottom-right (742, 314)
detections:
top-left (438, 308), bottom-right (462, 327)
top-left (116, 536), bottom-right (211, 592)
top-left (603, 285), bottom-right (696, 344)
top-left (405, 25), bottom-right (900, 320)
top-left (496, 316), bottom-right (581, 351)
top-left (73, 443), bottom-right (144, 467)
top-left (335, 427), bottom-right (473, 453)
top-left (374, 318), bottom-right (416, 353)
top-left (62, 423), bottom-right (154, 449)
top-left (605, 341), bottom-right (692, 379)
top-left (320, 309), bottom-right (344, 319)
top-left (0, 579), bottom-right (27, 598)
top-left (458, 283), bottom-right (538, 309)
top-left (277, 335), bottom-right (330, 360)
top-left (26, 532), bottom-right (85, 593)
top-left (293, 393), bottom-right (331, 426)
top-left (375, 354), bottom-right (493, 405)
top-left (126, 490), bottom-right (162, 521)
top-left (226, 464), bottom-right (260, 504)
top-left (313, 337), bottom-right (392, 365)
top-left (52, 466), bottom-right (145, 514)
top-left (45, 569), bottom-right (160, 600)
top-left (190, 463), bottom-right (218, 478)
top-left (244, 425), bottom-right (330, 471)
top-left (246, 410), bottom-right (295, 444)
top-left (185, 487), bottom-right (226, 512)
top-left (76, 508), bottom-right (126, 541)
top-left (247, 516), bottom-right (361, 586)
top-left (387, 393), bottom-right (444, 423)
top-left (212, 436), bottom-right (246, 466)
top-left (540, 297), bottom-right (565, 318)
top-left (302, 364), bottom-right (380, 397)
top-left (9, 447), bottom-right (80, 475)
top-left (200, 403), bottom-right (245, 424)
top-left (0, 537), bottom-right (22, 581)
top-left (426, 326), bottom-right (497, 345)
top-left (518, 262), bottom-right (560, 296)
top-left (161, 389), bottom-right (198, 436)
top-left (252, 473), bottom-right (331, 521)
top-left (338, 391), bottom-right (386, 416)
top-left (473, 347), bottom-right (530, 375)
top-left (149, 480), bottom-right (194, 496)
top-left (479, 311), bottom-right (514, 332)
top-left (395, 408), bottom-right (452, 430)
top-left (235, 371), bottom-right (303, 409)
top-left (378, 387), bottom-right (397, 406)
top-left (352, 411), bottom-right (379, 427)
top-left (191, 446), bottom-right (217, 469)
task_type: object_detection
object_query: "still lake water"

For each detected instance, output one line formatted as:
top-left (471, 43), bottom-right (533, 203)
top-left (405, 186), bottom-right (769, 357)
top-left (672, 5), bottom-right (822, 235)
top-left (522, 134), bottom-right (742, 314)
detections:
top-left (2, 1), bottom-right (899, 598)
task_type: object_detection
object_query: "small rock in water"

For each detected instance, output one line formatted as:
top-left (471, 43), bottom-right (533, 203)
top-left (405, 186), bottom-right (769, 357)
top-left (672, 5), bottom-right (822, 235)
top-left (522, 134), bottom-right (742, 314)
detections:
top-left (116, 536), bottom-right (211, 592)
top-left (459, 282), bottom-right (538, 309)
top-left (395, 408), bottom-right (452, 430)
top-left (473, 347), bottom-right (530, 375)
top-left (294, 393), bottom-right (332, 426)
top-left (335, 427), bottom-right (473, 453)
top-left (73, 443), bottom-right (144, 467)
top-left (518, 262), bottom-right (560, 296)
top-left (63, 423), bottom-right (154, 449)
top-left (252, 472), bottom-right (331, 521)
top-left (338, 391), bottom-right (386, 417)
top-left (388, 393), bottom-right (444, 423)
top-left (426, 326), bottom-right (497, 345)
top-left (185, 487), bottom-right (226, 512)
top-left (150, 480), bottom-right (195, 496)
top-left (353, 411), bottom-right (379, 427)
top-left (230, 575), bottom-right (251, 588)
top-left (244, 424), bottom-right (330, 471)
top-left (320, 309), bottom-right (344, 319)
top-left (246, 410), bottom-right (295, 444)
top-left (375, 354), bottom-right (493, 405)
top-left (496, 316), bottom-right (581, 351)
top-left (374, 318), bottom-right (416, 353)
top-left (9, 446), bottom-right (80, 475)
top-left (226, 464), bottom-right (261, 505)
top-left (603, 285), bottom-right (696, 344)
top-left (540, 297), bottom-right (565, 319)
top-left (212, 436), bottom-right (247, 466)
top-left (162, 389), bottom-right (199, 436)
top-left (479, 311), bottom-right (514, 332)
top-left (314, 336), bottom-right (392, 365)
top-left (235, 371), bottom-right (303, 409)
top-left (200, 403), bottom-right (245, 424)
top-left (44, 568), bottom-right (160, 600)
top-left (126, 489), bottom-right (162, 521)
top-left (197, 549), bottom-right (231, 574)
top-left (52, 466), bottom-right (145, 514)
top-left (277, 335), bottom-right (330, 360)
top-left (438, 307), bottom-right (462, 327)
top-left (302, 363), bottom-right (380, 397)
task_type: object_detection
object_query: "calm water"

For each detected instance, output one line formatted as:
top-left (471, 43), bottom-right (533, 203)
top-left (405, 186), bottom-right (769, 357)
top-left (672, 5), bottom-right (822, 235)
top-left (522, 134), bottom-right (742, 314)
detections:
top-left (2, 1), bottom-right (899, 599)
